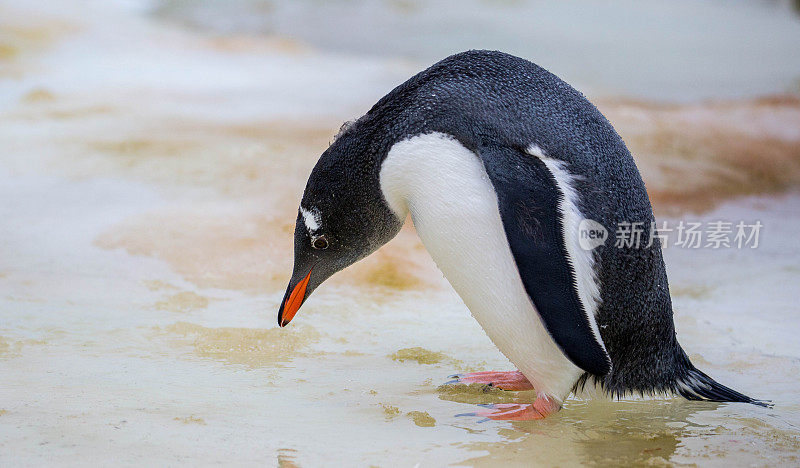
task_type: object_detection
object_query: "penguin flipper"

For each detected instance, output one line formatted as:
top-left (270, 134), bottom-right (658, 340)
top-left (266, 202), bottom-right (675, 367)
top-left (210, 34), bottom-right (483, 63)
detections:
top-left (477, 144), bottom-right (611, 376)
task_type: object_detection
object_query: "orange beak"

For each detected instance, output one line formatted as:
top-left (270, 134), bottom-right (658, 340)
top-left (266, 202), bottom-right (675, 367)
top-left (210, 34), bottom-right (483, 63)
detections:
top-left (278, 270), bottom-right (312, 327)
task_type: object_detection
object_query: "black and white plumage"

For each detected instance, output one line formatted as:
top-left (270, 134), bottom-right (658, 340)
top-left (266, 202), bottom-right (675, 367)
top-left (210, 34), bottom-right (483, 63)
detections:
top-left (278, 50), bottom-right (767, 409)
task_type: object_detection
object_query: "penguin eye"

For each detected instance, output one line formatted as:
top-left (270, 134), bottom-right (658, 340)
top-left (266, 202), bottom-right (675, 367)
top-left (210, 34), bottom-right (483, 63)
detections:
top-left (311, 234), bottom-right (329, 250)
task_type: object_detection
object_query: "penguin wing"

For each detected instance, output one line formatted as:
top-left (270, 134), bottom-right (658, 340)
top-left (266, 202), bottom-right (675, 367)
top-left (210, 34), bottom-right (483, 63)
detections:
top-left (478, 144), bottom-right (611, 376)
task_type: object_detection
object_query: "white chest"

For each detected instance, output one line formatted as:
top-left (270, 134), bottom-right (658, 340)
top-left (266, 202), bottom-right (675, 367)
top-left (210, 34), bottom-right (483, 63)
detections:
top-left (379, 132), bottom-right (582, 400)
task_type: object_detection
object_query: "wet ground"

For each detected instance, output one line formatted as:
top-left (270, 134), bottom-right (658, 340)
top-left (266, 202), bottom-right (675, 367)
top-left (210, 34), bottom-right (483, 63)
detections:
top-left (1, 1), bottom-right (800, 466)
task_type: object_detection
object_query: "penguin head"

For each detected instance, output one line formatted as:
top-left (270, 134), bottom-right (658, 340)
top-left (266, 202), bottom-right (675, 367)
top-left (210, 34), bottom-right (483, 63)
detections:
top-left (278, 123), bottom-right (404, 327)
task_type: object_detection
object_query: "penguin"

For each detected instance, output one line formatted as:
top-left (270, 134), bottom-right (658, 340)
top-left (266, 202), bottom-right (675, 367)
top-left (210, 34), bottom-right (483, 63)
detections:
top-left (277, 50), bottom-right (768, 420)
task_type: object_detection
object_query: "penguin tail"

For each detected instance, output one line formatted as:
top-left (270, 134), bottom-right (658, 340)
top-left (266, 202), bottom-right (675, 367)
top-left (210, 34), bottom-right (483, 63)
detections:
top-left (677, 366), bottom-right (772, 408)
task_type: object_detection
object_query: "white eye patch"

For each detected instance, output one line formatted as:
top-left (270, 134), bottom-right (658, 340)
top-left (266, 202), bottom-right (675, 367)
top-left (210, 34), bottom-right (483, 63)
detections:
top-left (300, 206), bottom-right (322, 234)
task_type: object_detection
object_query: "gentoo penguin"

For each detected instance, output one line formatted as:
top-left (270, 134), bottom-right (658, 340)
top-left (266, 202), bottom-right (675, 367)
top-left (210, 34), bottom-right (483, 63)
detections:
top-left (278, 50), bottom-right (767, 420)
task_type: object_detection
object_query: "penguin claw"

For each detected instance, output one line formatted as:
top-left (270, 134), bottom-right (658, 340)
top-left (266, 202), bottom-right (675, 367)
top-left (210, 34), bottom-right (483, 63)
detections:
top-left (455, 397), bottom-right (561, 421)
top-left (444, 370), bottom-right (535, 391)
top-left (458, 403), bottom-right (541, 421)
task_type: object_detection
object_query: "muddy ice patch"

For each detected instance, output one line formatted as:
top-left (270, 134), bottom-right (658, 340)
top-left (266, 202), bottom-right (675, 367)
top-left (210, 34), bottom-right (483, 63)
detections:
top-left (159, 321), bottom-right (321, 368)
top-left (154, 291), bottom-right (211, 313)
top-left (600, 96), bottom-right (800, 215)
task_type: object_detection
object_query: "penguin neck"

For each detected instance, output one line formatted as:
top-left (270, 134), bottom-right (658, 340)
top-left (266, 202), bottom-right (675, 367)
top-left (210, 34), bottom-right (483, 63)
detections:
top-left (378, 133), bottom-right (465, 223)
top-left (378, 133), bottom-right (475, 222)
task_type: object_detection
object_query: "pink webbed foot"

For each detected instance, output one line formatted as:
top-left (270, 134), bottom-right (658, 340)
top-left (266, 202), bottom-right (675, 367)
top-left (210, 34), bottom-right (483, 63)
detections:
top-left (456, 394), bottom-right (562, 422)
top-left (446, 370), bottom-right (534, 391)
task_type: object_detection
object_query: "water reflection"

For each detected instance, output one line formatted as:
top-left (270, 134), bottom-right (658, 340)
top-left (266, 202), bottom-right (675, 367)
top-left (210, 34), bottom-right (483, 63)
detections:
top-left (455, 397), bottom-right (719, 466)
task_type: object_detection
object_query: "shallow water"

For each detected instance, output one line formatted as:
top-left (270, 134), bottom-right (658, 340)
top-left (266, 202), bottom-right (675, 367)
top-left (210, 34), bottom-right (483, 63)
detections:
top-left (1, 1), bottom-right (800, 466)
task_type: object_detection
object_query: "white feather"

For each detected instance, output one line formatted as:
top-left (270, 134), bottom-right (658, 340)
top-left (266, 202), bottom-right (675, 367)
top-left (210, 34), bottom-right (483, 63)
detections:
top-left (300, 206), bottom-right (321, 233)
top-left (380, 132), bottom-right (582, 401)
